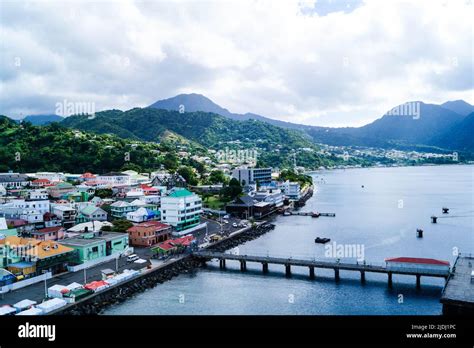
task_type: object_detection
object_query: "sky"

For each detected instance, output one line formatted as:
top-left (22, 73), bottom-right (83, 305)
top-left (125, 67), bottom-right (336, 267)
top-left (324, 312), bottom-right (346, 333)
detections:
top-left (1, 0), bottom-right (473, 127)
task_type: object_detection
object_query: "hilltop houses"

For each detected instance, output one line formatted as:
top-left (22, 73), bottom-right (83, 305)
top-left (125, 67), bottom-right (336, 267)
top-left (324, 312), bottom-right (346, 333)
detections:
top-left (0, 173), bottom-right (29, 189)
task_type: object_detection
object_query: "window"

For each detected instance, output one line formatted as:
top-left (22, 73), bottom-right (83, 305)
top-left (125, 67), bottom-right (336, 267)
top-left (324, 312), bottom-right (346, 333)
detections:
top-left (92, 246), bottom-right (98, 252)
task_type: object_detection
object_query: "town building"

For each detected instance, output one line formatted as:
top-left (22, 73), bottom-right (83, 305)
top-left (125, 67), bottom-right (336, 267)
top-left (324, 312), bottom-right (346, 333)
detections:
top-left (97, 172), bottom-right (133, 187)
top-left (0, 173), bottom-right (29, 189)
top-left (47, 182), bottom-right (76, 199)
top-left (29, 226), bottom-right (65, 241)
top-left (60, 232), bottom-right (129, 264)
top-left (278, 180), bottom-right (301, 200)
top-left (225, 195), bottom-right (256, 218)
top-left (161, 188), bottom-right (202, 231)
top-left (231, 167), bottom-right (272, 185)
top-left (127, 221), bottom-right (171, 247)
top-left (77, 206), bottom-right (108, 222)
top-left (110, 201), bottom-right (138, 219)
top-left (51, 204), bottom-right (77, 228)
top-left (34, 172), bottom-right (65, 183)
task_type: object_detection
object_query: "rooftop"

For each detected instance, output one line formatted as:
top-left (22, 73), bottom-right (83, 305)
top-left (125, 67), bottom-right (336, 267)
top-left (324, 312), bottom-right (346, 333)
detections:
top-left (385, 257), bottom-right (450, 266)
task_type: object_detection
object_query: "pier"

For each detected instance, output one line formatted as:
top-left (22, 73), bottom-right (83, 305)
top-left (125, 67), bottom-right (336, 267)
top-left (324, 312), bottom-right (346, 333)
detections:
top-left (192, 251), bottom-right (450, 288)
top-left (440, 254), bottom-right (474, 315)
top-left (283, 211), bottom-right (336, 217)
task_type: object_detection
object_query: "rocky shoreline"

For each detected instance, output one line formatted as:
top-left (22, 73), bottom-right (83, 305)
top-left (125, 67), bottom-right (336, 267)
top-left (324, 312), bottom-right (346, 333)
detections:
top-left (56, 224), bottom-right (275, 315)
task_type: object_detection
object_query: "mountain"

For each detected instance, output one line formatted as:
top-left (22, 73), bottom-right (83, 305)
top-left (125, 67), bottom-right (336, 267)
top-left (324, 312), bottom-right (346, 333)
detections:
top-left (22, 114), bottom-right (64, 125)
top-left (441, 100), bottom-right (474, 116)
top-left (148, 94), bottom-right (474, 152)
top-left (432, 112), bottom-right (474, 152)
top-left (0, 115), bottom-right (165, 173)
top-left (149, 93), bottom-right (310, 130)
top-left (60, 108), bottom-right (341, 169)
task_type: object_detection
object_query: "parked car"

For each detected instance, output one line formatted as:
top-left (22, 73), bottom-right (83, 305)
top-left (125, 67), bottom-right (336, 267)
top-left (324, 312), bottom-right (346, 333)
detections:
top-left (127, 254), bottom-right (139, 263)
top-left (232, 223), bottom-right (238, 228)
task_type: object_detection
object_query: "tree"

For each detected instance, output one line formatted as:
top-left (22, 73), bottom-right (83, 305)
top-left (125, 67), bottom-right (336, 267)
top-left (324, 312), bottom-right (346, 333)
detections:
top-left (177, 166), bottom-right (198, 186)
top-left (221, 178), bottom-right (242, 201)
top-left (111, 219), bottom-right (133, 232)
top-left (208, 170), bottom-right (227, 184)
top-left (95, 188), bottom-right (114, 199)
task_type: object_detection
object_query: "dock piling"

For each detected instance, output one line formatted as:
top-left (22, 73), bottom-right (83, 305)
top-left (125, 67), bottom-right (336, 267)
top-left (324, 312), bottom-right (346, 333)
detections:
top-left (360, 271), bottom-right (366, 283)
top-left (335, 268), bottom-right (340, 282)
top-left (416, 274), bottom-right (421, 289)
top-left (285, 264), bottom-right (291, 277)
top-left (309, 266), bottom-right (315, 279)
top-left (262, 262), bottom-right (268, 273)
top-left (388, 272), bottom-right (393, 288)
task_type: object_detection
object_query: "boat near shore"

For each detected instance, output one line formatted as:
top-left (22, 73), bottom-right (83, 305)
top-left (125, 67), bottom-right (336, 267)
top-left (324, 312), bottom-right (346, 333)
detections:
top-left (315, 237), bottom-right (331, 244)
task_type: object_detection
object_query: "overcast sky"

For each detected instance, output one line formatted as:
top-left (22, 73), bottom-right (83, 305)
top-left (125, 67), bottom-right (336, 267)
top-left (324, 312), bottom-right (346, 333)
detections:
top-left (1, 0), bottom-right (473, 127)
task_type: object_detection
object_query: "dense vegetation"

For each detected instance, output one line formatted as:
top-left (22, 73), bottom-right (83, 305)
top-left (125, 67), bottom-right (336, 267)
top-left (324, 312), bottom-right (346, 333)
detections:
top-left (0, 116), bottom-right (171, 173)
top-left (60, 108), bottom-right (341, 169)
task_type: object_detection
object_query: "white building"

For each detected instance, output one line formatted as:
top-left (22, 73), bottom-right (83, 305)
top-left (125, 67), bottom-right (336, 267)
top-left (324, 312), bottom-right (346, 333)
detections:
top-left (0, 199), bottom-right (50, 223)
top-left (252, 189), bottom-right (284, 208)
top-left (160, 188), bottom-right (202, 231)
top-left (0, 173), bottom-right (29, 189)
top-left (27, 189), bottom-right (49, 201)
top-left (231, 167), bottom-right (272, 185)
top-left (34, 172), bottom-right (65, 183)
top-left (97, 172), bottom-right (134, 187)
top-left (278, 181), bottom-right (301, 200)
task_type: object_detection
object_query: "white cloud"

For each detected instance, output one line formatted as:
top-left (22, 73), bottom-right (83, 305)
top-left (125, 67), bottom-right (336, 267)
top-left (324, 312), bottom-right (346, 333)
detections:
top-left (0, 0), bottom-right (472, 126)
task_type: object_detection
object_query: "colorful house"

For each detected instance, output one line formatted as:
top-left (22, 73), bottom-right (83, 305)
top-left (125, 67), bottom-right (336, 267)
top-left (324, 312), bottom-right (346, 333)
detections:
top-left (160, 188), bottom-right (202, 231)
top-left (24, 240), bottom-right (75, 275)
top-left (29, 226), bottom-right (65, 241)
top-left (77, 206), bottom-right (108, 222)
top-left (127, 221), bottom-right (171, 247)
top-left (48, 182), bottom-right (76, 199)
top-left (110, 201), bottom-right (137, 219)
top-left (60, 232), bottom-right (129, 264)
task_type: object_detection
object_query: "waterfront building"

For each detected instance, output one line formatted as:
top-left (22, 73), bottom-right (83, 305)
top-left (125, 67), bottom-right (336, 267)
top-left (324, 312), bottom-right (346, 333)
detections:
top-left (160, 188), bottom-right (202, 231)
top-left (231, 167), bottom-right (272, 186)
top-left (127, 221), bottom-right (171, 246)
top-left (385, 257), bottom-right (450, 275)
top-left (60, 231), bottom-right (129, 264)
top-left (225, 195), bottom-right (256, 219)
top-left (278, 180), bottom-right (301, 200)
top-left (252, 189), bottom-right (284, 208)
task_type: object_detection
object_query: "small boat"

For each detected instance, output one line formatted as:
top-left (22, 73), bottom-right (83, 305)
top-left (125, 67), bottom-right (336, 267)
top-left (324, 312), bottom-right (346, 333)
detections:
top-left (315, 237), bottom-right (331, 244)
top-left (311, 212), bottom-right (320, 218)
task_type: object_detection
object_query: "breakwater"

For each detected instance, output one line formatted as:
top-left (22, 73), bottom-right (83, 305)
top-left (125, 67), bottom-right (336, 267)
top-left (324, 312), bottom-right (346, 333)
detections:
top-left (53, 224), bottom-right (276, 315)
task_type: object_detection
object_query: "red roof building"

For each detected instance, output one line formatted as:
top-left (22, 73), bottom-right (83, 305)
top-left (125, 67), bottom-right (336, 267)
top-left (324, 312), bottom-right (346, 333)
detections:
top-left (31, 178), bottom-right (52, 187)
top-left (127, 221), bottom-right (171, 247)
top-left (385, 257), bottom-right (450, 266)
top-left (30, 226), bottom-right (65, 241)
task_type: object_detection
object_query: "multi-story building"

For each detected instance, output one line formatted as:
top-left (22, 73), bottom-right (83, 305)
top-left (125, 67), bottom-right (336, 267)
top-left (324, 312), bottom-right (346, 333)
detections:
top-left (161, 188), bottom-right (202, 231)
top-left (34, 172), bottom-right (65, 183)
top-left (60, 232), bottom-right (129, 264)
top-left (47, 182), bottom-right (76, 199)
top-left (27, 189), bottom-right (49, 201)
top-left (231, 167), bottom-right (272, 186)
top-left (97, 172), bottom-right (134, 187)
top-left (278, 180), bottom-right (301, 200)
top-left (127, 221), bottom-right (171, 246)
top-left (110, 201), bottom-right (138, 219)
top-left (0, 199), bottom-right (50, 224)
top-left (0, 173), bottom-right (29, 189)
top-left (252, 189), bottom-right (284, 208)
top-left (51, 204), bottom-right (77, 228)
